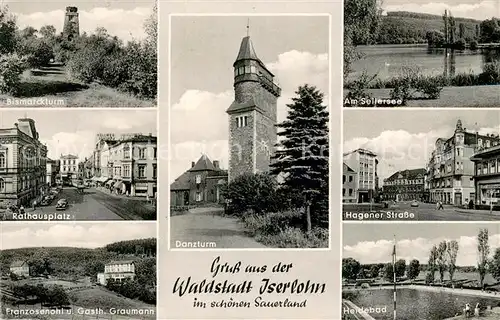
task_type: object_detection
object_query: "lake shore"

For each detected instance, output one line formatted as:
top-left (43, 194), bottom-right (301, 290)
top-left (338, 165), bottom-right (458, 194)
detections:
top-left (344, 85), bottom-right (500, 107)
top-left (344, 284), bottom-right (500, 300)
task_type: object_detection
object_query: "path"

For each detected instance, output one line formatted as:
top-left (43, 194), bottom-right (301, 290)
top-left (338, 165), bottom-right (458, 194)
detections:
top-left (344, 85), bottom-right (500, 107)
top-left (170, 207), bottom-right (266, 249)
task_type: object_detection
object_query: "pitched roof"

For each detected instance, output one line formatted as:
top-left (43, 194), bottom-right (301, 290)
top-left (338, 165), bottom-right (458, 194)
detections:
top-left (343, 163), bottom-right (356, 173)
top-left (234, 36), bottom-right (259, 64)
top-left (386, 168), bottom-right (426, 181)
top-left (170, 171), bottom-right (190, 191)
top-left (106, 260), bottom-right (135, 266)
top-left (10, 260), bottom-right (28, 268)
top-left (60, 154), bottom-right (78, 159)
top-left (190, 154), bottom-right (216, 171)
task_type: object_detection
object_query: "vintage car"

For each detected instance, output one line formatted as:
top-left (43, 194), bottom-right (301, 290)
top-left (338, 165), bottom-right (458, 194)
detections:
top-left (55, 199), bottom-right (69, 210)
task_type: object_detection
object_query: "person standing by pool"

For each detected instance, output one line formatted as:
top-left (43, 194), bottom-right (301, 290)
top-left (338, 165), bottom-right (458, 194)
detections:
top-left (474, 303), bottom-right (480, 317)
top-left (464, 303), bottom-right (471, 317)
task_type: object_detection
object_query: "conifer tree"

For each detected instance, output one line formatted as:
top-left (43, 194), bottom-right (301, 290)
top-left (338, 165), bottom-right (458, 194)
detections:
top-left (271, 84), bottom-right (329, 231)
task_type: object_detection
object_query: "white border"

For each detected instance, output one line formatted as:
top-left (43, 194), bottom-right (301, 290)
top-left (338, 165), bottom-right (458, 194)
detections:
top-left (167, 13), bottom-right (332, 252)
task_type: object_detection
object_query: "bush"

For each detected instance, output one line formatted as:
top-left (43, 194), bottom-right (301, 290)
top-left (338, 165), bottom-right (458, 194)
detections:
top-left (18, 38), bottom-right (54, 68)
top-left (224, 173), bottom-right (286, 216)
top-left (470, 40), bottom-right (478, 50)
top-left (0, 53), bottom-right (28, 94)
top-left (415, 77), bottom-right (443, 99)
top-left (344, 71), bottom-right (377, 103)
top-left (454, 38), bottom-right (466, 50)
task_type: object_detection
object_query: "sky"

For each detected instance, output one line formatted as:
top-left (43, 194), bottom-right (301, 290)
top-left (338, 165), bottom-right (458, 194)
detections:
top-left (0, 222), bottom-right (156, 250)
top-left (343, 109), bottom-right (500, 184)
top-left (3, 0), bottom-right (155, 42)
top-left (382, 0), bottom-right (500, 20)
top-left (0, 110), bottom-right (156, 161)
top-left (169, 15), bottom-right (330, 182)
top-left (343, 223), bottom-right (500, 266)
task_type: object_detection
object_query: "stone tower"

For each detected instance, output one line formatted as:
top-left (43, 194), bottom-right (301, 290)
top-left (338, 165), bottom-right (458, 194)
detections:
top-left (63, 6), bottom-right (80, 41)
top-left (226, 35), bottom-right (281, 181)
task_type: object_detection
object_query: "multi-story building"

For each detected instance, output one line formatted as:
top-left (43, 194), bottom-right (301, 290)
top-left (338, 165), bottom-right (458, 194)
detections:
top-left (170, 155), bottom-right (228, 206)
top-left (0, 118), bottom-right (47, 207)
top-left (342, 163), bottom-right (357, 203)
top-left (97, 260), bottom-right (135, 285)
top-left (470, 145), bottom-right (500, 206)
top-left (83, 156), bottom-right (93, 179)
top-left (93, 133), bottom-right (157, 197)
top-left (383, 169), bottom-right (426, 201)
top-left (343, 148), bottom-right (378, 203)
top-left (10, 260), bottom-right (29, 277)
top-left (59, 154), bottom-right (80, 185)
top-left (226, 34), bottom-right (280, 182)
top-left (46, 158), bottom-right (59, 187)
top-left (427, 120), bottom-right (500, 205)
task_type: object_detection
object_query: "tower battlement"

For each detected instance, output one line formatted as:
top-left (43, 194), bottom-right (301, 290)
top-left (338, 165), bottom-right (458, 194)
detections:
top-left (63, 6), bottom-right (80, 40)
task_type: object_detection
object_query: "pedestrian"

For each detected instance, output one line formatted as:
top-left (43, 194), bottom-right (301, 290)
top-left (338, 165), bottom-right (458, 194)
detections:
top-left (436, 201), bottom-right (440, 210)
top-left (439, 201), bottom-right (444, 210)
top-left (32, 199), bottom-right (37, 211)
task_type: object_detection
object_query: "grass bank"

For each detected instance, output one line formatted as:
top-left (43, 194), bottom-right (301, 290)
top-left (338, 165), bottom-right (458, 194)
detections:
top-left (241, 210), bottom-right (328, 248)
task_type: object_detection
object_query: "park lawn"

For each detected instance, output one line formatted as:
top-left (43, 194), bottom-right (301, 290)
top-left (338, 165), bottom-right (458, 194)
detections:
top-left (415, 271), bottom-right (498, 286)
top-left (0, 64), bottom-right (155, 108)
top-left (68, 287), bottom-right (155, 311)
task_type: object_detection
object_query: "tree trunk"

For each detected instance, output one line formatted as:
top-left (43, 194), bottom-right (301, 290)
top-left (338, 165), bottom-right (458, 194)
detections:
top-left (305, 202), bottom-right (312, 233)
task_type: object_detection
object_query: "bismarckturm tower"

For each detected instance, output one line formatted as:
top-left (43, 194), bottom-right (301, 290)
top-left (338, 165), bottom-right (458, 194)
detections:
top-left (63, 6), bottom-right (80, 41)
top-left (226, 31), bottom-right (281, 182)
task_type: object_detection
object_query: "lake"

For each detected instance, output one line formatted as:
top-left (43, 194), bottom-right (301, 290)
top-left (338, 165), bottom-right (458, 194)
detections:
top-left (350, 44), bottom-right (500, 81)
top-left (348, 288), bottom-right (500, 320)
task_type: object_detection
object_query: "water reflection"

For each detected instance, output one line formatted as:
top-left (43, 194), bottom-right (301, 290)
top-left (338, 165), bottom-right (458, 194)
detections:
top-left (351, 45), bottom-right (500, 80)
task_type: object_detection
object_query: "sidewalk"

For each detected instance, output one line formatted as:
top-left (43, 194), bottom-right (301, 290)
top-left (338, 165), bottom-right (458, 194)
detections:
top-left (92, 186), bottom-right (155, 203)
top-left (454, 208), bottom-right (500, 216)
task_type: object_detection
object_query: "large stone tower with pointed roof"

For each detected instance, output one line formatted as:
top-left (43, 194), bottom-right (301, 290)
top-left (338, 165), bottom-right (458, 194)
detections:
top-left (226, 35), bottom-right (281, 181)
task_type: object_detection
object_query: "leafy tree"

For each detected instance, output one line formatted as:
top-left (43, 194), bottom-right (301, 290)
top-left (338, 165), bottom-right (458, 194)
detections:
top-left (427, 245), bottom-right (438, 283)
top-left (0, 5), bottom-right (18, 54)
top-left (436, 241), bottom-right (448, 283)
top-left (18, 37), bottom-right (53, 68)
top-left (84, 261), bottom-right (105, 278)
top-left (459, 23), bottom-right (465, 39)
top-left (342, 258), bottom-right (361, 280)
top-left (407, 259), bottom-right (420, 280)
top-left (477, 228), bottom-right (490, 287)
top-left (224, 173), bottom-right (283, 215)
top-left (369, 264), bottom-right (380, 278)
top-left (383, 263), bottom-right (394, 282)
top-left (490, 248), bottom-right (500, 281)
top-left (395, 259), bottom-right (406, 278)
top-left (39, 25), bottom-right (56, 39)
top-left (271, 85), bottom-right (329, 232)
top-left (135, 258), bottom-right (156, 287)
top-left (447, 240), bottom-right (459, 285)
top-left (19, 26), bottom-right (37, 39)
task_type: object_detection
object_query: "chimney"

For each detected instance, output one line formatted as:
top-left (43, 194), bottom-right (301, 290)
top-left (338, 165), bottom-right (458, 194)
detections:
top-left (191, 161), bottom-right (195, 168)
top-left (213, 161), bottom-right (219, 169)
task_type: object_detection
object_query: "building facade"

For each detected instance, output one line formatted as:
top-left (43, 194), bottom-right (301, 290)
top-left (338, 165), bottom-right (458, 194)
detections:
top-left (0, 118), bottom-right (47, 208)
top-left (226, 35), bottom-right (281, 182)
top-left (427, 120), bottom-right (500, 205)
top-left (97, 260), bottom-right (135, 285)
top-left (92, 134), bottom-right (157, 197)
top-left (383, 169), bottom-right (426, 201)
top-left (46, 159), bottom-right (59, 187)
top-left (343, 148), bottom-right (378, 203)
top-left (342, 163), bottom-right (357, 203)
top-left (471, 145), bottom-right (500, 205)
top-left (170, 155), bottom-right (228, 206)
top-left (60, 154), bottom-right (80, 185)
top-left (10, 261), bottom-right (29, 277)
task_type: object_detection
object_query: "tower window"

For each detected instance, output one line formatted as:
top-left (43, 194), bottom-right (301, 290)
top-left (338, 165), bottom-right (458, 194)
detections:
top-left (236, 116), bottom-right (249, 128)
top-left (250, 66), bottom-right (257, 73)
top-left (245, 66), bottom-right (251, 73)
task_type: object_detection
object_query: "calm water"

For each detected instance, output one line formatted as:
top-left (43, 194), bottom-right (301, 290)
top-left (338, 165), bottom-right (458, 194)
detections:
top-left (349, 288), bottom-right (500, 320)
top-left (350, 44), bottom-right (500, 81)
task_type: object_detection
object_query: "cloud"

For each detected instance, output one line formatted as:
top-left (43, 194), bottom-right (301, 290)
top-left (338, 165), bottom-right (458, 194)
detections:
top-left (383, 1), bottom-right (498, 20)
top-left (1, 223), bottom-right (156, 250)
top-left (169, 51), bottom-right (329, 182)
top-left (41, 131), bottom-right (96, 160)
top-left (15, 6), bottom-right (152, 42)
top-left (344, 233), bottom-right (500, 266)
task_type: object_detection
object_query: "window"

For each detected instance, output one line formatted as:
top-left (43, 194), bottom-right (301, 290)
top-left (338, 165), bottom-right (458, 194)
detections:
top-left (124, 145), bottom-right (131, 159)
top-left (487, 140), bottom-right (491, 148)
top-left (343, 175), bottom-right (346, 183)
top-left (0, 153), bottom-right (5, 168)
top-left (196, 175), bottom-right (201, 184)
top-left (250, 66), bottom-right (257, 73)
top-left (349, 189), bottom-right (353, 196)
top-left (139, 148), bottom-right (146, 159)
top-left (343, 188), bottom-right (346, 196)
top-left (153, 164), bottom-right (157, 179)
top-left (236, 115), bottom-right (249, 128)
top-left (349, 176), bottom-right (353, 182)
top-left (153, 148), bottom-right (157, 159)
top-left (196, 192), bottom-right (202, 202)
top-left (138, 165), bottom-right (146, 178)
top-left (0, 178), bottom-right (4, 192)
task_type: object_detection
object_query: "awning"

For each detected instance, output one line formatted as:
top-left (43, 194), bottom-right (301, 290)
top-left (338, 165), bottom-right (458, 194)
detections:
top-left (91, 177), bottom-right (99, 181)
top-left (114, 181), bottom-right (123, 189)
top-left (105, 180), bottom-right (114, 186)
top-left (99, 177), bottom-right (109, 183)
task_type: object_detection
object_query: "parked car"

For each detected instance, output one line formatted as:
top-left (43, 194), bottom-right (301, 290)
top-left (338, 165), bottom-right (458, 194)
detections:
top-left (411, 200), bottom-right (419, 207)
top-left (40, 198), bottom-right (51, 206)
top-left (56, 199), bottom-right (68, 210)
